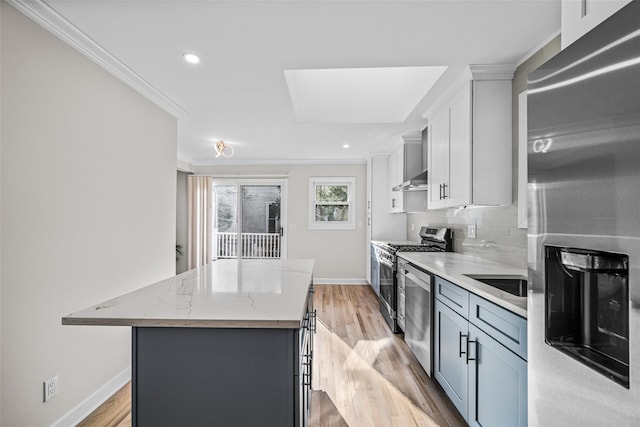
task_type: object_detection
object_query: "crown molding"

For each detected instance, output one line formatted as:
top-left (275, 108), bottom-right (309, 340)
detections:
top-left (402, 134), bottom-right (422, 144)
top-left (422, 64), bottom-right (516, 119)
top-left (468, 64), bottom-right (517, 80)
top-left (189, 158), bottom-right (368, 167)
top-left (7, 0), bottom-right (187, 119)
top-left (177, 159), bottom-right (195, 173)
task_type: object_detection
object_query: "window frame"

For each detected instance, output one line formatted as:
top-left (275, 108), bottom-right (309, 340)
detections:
top-left (308, 177), bottom-right (356, 230)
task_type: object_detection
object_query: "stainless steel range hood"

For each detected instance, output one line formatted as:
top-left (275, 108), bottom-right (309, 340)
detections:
top-left (392, 170), bottom-right (427, 191)
top-left (393, 126), bottom-right (428, 191)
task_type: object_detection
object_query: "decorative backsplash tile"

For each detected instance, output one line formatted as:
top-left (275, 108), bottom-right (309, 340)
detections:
top-left (407, 205), bottom-right (527, 269)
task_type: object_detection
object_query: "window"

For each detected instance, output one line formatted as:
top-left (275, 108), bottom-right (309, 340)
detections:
top-left (309, 177), bottom-right (356, 230)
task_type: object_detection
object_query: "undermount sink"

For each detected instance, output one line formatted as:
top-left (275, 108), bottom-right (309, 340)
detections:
top-left (464, 275), bottom-right (528, 297)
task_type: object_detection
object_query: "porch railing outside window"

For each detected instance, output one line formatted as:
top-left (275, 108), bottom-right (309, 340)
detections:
top-left (215, 232), bottom-right (281, 259)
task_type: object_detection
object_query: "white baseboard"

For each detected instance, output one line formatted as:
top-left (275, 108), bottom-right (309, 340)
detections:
top-left (313, 278), bottom-right (369, 285)
top-left (51, 366), bottom-right (131, 427)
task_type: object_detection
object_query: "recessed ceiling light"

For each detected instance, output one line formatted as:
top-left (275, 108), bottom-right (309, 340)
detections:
top-left (182, 52), bottom-right (201, 64)
top-left (343, 144), bottom-right (350, 149)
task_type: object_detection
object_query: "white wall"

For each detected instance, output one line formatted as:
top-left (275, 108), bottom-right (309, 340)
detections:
top-left (193, 163), bottom-right (367, 282)
top-left (0, 4), bottom-right (177, 426)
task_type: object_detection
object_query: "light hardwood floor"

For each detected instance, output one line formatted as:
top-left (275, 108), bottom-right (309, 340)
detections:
top-left (310, 285), bottom-right (465, 427)
top-left (79, 285), bottom-right (465, 427)
top-left (77, 383), bottom-right (131, 427)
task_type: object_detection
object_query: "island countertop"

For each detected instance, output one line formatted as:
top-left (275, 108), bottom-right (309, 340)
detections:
top-left (62, 259), bottom-right (315, 328)
top-left (397, 252), bottom-right (527, 318)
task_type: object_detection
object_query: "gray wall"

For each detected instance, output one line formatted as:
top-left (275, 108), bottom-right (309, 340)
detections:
top-left (1, 4), bottom-right (177, 425)
top-left (176, 171), bottom-right (189, 274)
top-left (0, 3), bottom-right (3, 423)
top-left (194, 163), bottom-right (367, 282)
top-left (407, 36), bottom-right (561, 269)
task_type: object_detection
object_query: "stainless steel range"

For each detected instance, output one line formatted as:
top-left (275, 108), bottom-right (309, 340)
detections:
top-left (372, 227), bottom-right (452, 333)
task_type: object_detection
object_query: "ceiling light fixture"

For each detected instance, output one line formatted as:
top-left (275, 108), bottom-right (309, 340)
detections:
top-left (215, 141), bottom-right (234, 158)
top-left (343, 144), bottom-right (350, 149)
top-left (182, 52), bottom-right (201, 64)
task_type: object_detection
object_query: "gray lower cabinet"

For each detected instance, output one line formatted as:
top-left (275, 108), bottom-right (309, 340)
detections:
top-left (132, 288), bottom-right (315, 427)
top-left (434, 277), bottom-right (527, 426)
top-left (468, 324), bottom-right (527, 427)
top-left (434, 298), bottom-right (469, 417)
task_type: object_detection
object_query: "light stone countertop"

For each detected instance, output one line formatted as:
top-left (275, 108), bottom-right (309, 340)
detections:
top-left (396, 252), bottom-right (527, 318)
top-left (62, 259), bottom-right (315, 328)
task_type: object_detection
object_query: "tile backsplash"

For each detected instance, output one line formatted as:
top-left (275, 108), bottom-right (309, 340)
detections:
top-left (407, 205), bottom-right (527, 269)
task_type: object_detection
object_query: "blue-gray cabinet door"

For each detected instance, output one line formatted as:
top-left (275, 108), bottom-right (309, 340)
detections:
top-left (468, 323), bottom-right (527, 427)
top-left (434, 298), bottom-right (469, 421)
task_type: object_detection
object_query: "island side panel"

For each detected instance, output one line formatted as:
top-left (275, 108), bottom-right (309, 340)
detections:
top-left (132, 327), bottom-right (295, 427)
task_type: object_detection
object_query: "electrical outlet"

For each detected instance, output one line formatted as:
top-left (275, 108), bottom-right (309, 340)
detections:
top-left (44, 376), bottom-right (58, 402)
top-left (411, 223), bottom-right (415, 232)
top-left (467, 224), bottom-right (477, 239)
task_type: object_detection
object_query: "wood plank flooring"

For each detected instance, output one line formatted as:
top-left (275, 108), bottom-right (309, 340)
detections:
top-left (310, 285), bottom-right (465, 427)
top-left (77, 383), bottom-right (131, 427)
top-left (79, 285), bottom-right (465, 427)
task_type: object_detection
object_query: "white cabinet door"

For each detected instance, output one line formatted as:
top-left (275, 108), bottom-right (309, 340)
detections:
top-left (388, 146), bottom-right (404, 213)
top-left (426, 67), bottom-right (512, 210)
top-left (561, 0), bottom-right (631, 49)
top-left (428, 110), bottom-right (450, 209)
top-left (447, 82), bottom-right (472, 207)
top-left (428, 82), bottom-right (472, 209)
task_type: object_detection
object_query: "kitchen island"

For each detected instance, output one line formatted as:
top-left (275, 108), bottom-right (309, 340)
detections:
top-left (63, 259), bottom-right (316, 427)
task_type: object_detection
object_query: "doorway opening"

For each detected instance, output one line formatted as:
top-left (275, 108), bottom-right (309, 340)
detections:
top-left (212, 180), bottom-right (287, 260)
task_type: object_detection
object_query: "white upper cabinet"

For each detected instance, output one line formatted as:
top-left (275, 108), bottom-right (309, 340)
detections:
top-left (446, 83), bottom-right (472, 208)
top-left (561, 0), bottom-right (632, 49)
top-left (425, 65), bottom-right (514, 210)
top-left (388, 146), bottom-right (404, 213)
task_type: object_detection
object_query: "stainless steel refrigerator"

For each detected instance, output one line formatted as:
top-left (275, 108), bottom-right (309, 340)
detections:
top-left (527, 2), bottom-right (640, 425)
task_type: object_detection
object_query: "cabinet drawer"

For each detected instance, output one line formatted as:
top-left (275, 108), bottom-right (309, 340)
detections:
top-left (469, 293), bottom-right (527, 360)
top-left (434, 277), bottom-right (469, 318)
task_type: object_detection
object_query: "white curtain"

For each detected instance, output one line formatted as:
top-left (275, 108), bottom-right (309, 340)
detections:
top-left (187, 175), bottom-right (212, 269)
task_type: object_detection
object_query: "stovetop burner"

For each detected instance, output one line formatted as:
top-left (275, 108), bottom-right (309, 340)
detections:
top-left (396, 244), bottom-right (445, 252)
top-left (373, 226), bottom-right (453, 254)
